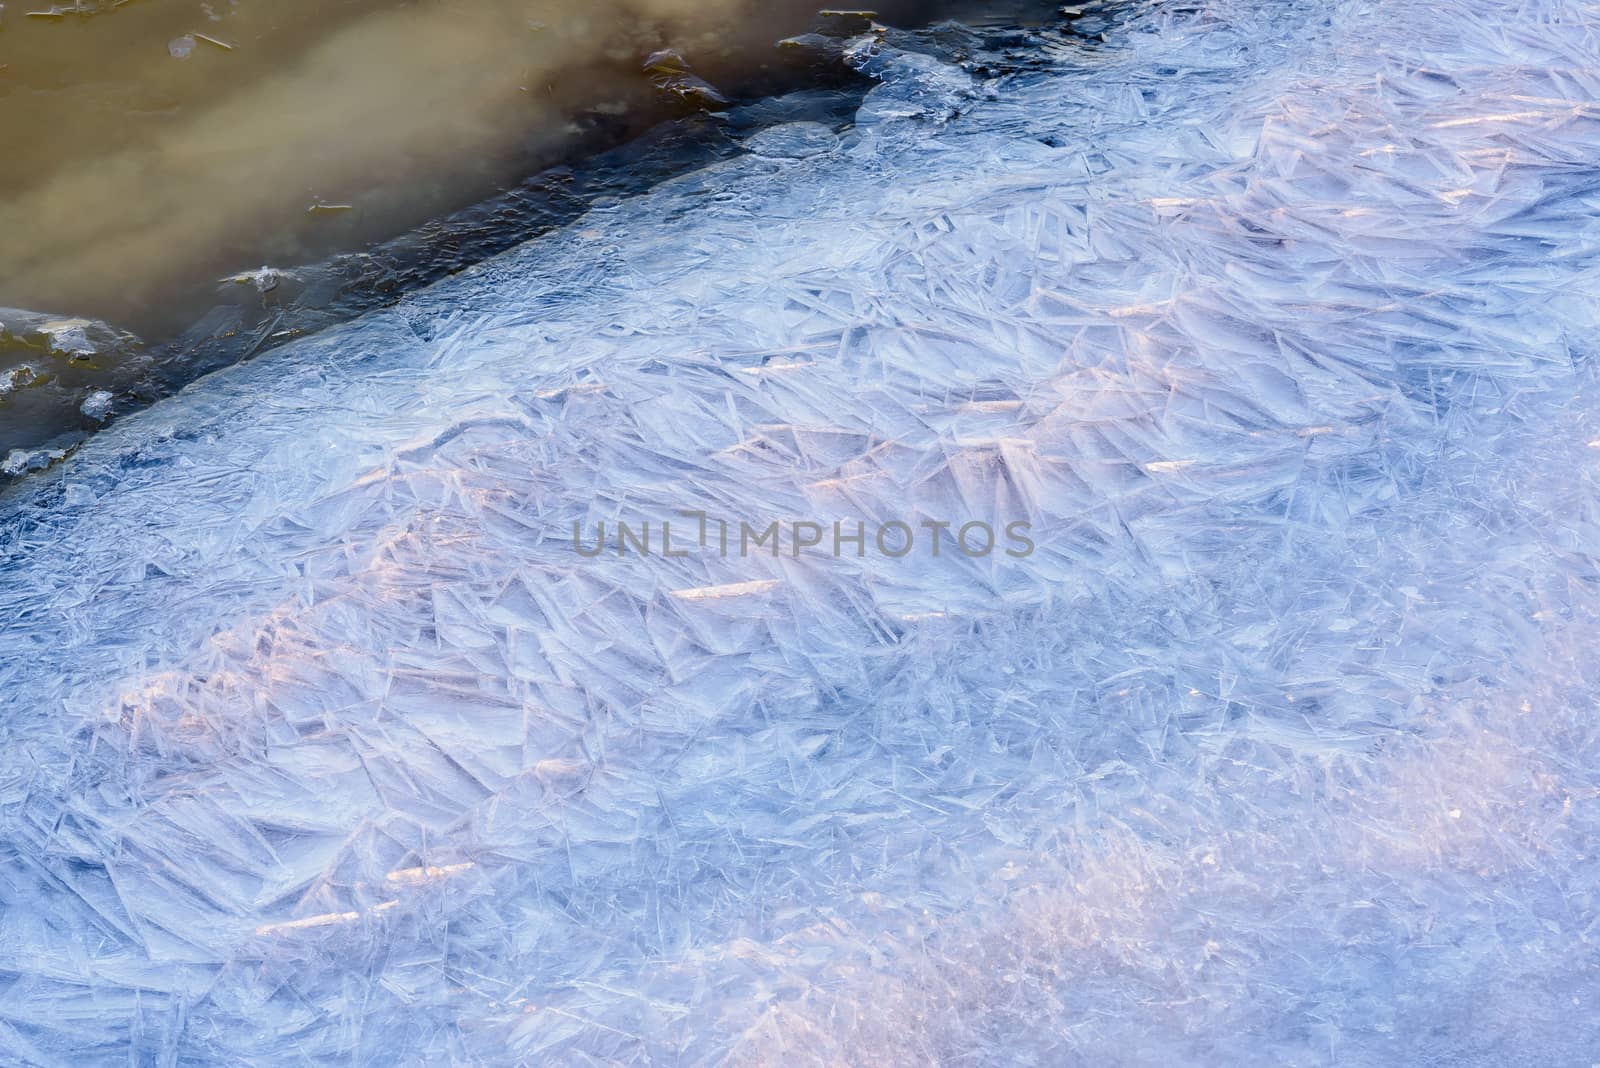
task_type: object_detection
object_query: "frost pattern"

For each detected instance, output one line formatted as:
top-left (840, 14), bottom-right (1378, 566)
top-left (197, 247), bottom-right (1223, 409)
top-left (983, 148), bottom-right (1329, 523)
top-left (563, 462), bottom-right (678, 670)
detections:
top-left (5, 0), bottom-right (1600, 1062)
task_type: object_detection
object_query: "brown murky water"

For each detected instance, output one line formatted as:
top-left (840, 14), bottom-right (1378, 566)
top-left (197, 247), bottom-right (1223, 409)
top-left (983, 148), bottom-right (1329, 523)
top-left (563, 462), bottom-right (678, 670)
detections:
top-left (0, 0), bottom-right (1081, 471)
top-left (2, 0), bottom-right (839, 328)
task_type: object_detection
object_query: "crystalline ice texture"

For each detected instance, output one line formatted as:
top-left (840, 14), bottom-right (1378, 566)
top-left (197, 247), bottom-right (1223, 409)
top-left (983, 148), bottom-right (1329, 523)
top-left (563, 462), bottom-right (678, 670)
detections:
top-left (79, 391), bottom-right (115, 422)
top-left (4, 0), bottom-right (1600, 1062)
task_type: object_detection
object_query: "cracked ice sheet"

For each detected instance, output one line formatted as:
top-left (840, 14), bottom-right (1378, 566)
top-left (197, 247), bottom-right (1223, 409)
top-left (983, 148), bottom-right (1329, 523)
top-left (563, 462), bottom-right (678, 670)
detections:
top-left (5, 0), bottom-right (1600, 1063)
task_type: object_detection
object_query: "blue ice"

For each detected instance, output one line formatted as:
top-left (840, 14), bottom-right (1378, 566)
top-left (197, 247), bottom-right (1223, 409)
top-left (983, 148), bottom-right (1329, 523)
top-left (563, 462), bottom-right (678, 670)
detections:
top-left (3, 0), bottom-right (1600, 1062)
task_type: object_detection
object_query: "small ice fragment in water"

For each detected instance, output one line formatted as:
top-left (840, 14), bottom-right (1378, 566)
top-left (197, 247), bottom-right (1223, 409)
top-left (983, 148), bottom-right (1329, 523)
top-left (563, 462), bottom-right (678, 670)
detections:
top-left (643, 49), bottom-right (728, 109)
top-left (0, 365), bottom-right (35, 397)
top-left (0, 447), bottom-right (62, 477)
top-left (38, 319), bottom-right (98, 359)
top-left (0, 309), bottom-right (140, 362)
top-left (81, 390), bottom-right (114, 421)
top-left (222, 266), bottom-right (284, 293)
top-left (0, 306), bottom-right (140, 364)
top-left (169, 35), bottom-right (196, 60)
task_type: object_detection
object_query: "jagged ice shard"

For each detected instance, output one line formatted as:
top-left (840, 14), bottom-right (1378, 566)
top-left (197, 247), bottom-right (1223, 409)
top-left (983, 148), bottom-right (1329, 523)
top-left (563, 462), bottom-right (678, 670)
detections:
top-left (5, 0), bottom-right (1600, 1061)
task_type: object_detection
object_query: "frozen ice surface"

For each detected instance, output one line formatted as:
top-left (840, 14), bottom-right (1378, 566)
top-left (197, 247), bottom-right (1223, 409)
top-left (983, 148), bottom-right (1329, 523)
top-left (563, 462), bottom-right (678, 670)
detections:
top-left (743, 121), bottom-right (840, 159)
top-left (4, 0), bottom-right (1600, 1062)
